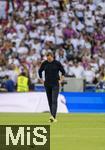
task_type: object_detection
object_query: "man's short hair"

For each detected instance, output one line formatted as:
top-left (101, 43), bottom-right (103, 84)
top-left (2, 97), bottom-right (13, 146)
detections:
top-left (46, 51), bottom-right (54, 57)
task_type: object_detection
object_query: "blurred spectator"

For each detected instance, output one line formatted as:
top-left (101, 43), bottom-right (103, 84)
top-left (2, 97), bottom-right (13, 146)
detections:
top-left (17, 71), bottom-right (30, 92)
top-left (96, 72), bottom-right (105, 92)
top-left (0, 0), bottom-right (105, 92)
top-left (68, 60), bottom-right (84, 78)
top-left (84, 65), bottom-right (95, 83)
top-left (0, 77), bottom-right (7, 92)
top-left (4, 75), bottom-right (15, 92)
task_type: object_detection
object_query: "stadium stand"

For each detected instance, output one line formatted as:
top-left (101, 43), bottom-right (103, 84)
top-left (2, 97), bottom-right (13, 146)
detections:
top-left (0, 0), bottom-right (105, 92)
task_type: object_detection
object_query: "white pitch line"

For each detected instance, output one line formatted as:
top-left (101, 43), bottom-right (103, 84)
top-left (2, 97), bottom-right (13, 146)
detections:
top-left (51, 135), bottom-right (105, 138)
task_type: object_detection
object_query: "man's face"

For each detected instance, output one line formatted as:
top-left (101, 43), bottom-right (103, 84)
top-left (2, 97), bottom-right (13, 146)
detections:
top-left (47, 55), bottom-right (53, 62)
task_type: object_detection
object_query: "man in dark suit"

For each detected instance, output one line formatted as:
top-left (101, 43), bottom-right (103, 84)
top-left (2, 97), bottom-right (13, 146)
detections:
top-left (38, 52), bottom-right (65, 123)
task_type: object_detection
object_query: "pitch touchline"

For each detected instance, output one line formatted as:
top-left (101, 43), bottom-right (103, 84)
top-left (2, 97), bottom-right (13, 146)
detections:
top-left (51, 135), bottom-right (105, 138)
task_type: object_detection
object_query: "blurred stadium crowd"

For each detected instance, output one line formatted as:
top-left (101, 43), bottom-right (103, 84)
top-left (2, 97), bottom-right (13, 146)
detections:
top-left (0, 0), bottom-right (105, 92)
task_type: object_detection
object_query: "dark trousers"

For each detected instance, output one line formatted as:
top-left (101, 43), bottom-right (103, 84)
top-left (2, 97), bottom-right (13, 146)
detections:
top-left (45, 85), bottom-right (59, 118)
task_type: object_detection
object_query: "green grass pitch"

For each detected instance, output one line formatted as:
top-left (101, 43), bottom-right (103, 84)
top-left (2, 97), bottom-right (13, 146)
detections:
top-left (0, 113), bottom-right (105, 150)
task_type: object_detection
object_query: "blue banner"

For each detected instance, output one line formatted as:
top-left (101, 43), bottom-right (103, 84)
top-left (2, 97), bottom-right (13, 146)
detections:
top-left (61, 92), bottom-right (105, 113)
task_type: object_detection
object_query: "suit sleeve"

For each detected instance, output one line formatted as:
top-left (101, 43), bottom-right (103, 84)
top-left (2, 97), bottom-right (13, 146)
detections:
top-left (38, 61), bottom-right (46, 78)
top-left (58, 62), bottom-right (65, 76)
